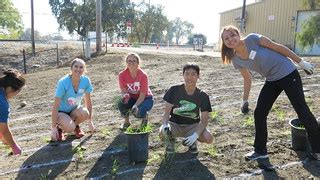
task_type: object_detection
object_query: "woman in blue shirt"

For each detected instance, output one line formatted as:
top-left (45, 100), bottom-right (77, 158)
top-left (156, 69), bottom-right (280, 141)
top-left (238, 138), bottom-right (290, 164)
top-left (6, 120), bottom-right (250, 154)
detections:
top-left (51, 58), bottom-right (94, 141)
top-left (0, 69), bottom-right (26, 155)
top-left (220, 25), bottom-right (319, 161)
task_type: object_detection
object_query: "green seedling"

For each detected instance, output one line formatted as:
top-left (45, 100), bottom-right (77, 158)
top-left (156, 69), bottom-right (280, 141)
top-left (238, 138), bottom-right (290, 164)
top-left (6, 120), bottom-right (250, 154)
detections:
top-left (243, 116), bottom-right (254, 128)
top-left (245, 139), bottom-right (254, 146)
top-left (41, 136), bottom-right (51, 143)
top-left (125, 124), bottom-right (153, 134)
top-left (100, 127), bottom-right (111, 136)
top-left (275, 109), bottom-right (286, 122)
top-left (206, 146), bottom-right (218, 158)
top-left (39, 173), bottom-right (48, 180)
top-left (210, 110), bottom-right (225, 124)
top-left (110, 159), bottom-right (120, 176)
top-left (73, 146), bottom-right (86, 161)
top-left (147, 153), bottom-right (161, 164)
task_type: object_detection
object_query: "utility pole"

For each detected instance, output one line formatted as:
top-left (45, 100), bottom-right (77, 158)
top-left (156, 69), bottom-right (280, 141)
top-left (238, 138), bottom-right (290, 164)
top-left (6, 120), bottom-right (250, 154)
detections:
top-left (30, 0), bottom-right (35, 56)
top-left (240, 0), bottom-right (246, 33)
top-left (96, 0), bottom-right (102, 53)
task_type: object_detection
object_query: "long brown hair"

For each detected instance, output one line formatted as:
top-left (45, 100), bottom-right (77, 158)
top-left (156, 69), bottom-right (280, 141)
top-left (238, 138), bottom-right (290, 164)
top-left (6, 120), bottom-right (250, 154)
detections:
top-left (220, 25), bottom-right (241, 64)
top-left (0, 69), bottom-right (26, 91)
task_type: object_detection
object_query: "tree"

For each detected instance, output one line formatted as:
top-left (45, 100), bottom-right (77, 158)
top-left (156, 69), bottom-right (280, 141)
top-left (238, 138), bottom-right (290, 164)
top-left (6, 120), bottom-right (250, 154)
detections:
top-left (49, 0), bottom-right (134, 41)
top-left (171, 18), bottom-right (194, 44)
top-left (0, 0), bottom-right (24, 39)
top-left (296, 0), bottom-right (320, 50)
top-left (130, 2), bottom-right (168, 43)
top-left (187, 34), bottom-right (207, 45)
top-left (20, 28), bottom-right (41, 40)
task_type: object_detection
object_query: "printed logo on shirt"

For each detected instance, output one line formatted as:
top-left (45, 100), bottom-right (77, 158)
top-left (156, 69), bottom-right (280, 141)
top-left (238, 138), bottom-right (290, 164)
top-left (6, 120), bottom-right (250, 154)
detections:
top-left (127, 82), bottom-right (140, 94)
top-left (173, 100), bottom-right (198, 119)
top-left (79, 89), bottom-right (84, 94)
top-left (249, 50), bottom-right (257, 60)
top-left (67, 97), bottom-right (81, 106)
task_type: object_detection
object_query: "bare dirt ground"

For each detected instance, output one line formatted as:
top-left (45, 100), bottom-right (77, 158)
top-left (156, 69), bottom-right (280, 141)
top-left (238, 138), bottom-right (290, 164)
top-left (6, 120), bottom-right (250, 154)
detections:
top-left (0, 44), bottom-right (320, 179)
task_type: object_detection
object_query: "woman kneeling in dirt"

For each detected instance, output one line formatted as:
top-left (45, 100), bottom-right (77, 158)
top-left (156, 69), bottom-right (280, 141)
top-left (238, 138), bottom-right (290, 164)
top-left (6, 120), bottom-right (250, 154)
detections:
top-left (117, 52), bottom-right (154, 130)
top-left (0, 69), bottom-right (26, 155)
top-left (220, 25), bottom-right (320, 161)
top-left (51, 58), bottom-right (94, 141)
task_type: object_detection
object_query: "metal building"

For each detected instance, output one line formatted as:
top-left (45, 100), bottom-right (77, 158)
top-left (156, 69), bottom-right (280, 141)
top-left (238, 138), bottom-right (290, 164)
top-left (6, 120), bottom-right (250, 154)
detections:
top-left (219, 0), bottom-right (319, 55)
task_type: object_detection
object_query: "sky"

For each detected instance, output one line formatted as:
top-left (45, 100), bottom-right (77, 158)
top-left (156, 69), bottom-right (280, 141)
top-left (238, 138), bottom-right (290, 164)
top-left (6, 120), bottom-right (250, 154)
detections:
top-left (11, 0), bottom-right (255, 43)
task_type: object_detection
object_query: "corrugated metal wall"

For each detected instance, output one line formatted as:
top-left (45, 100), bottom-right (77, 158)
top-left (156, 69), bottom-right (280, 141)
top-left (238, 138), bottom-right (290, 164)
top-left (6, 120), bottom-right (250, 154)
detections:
top-left (219, 0), bottom-right (304, 49)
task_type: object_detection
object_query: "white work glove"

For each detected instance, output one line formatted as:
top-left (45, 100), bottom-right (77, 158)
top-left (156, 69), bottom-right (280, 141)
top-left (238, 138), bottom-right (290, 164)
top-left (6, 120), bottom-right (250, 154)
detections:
top-left (122, 93), bottom-right (130, 104)
top-left (131, 104), bottom-right (139, 117)
top-left (241, 100), bottom-right (249, 114)
top-left (88, 121), bottom-right (95, 133)
top-left (51, 127), bottom-right (59, 141)
top-left (183, 132), bottom-right (199, 146)
top-left (299, 59), bottom-right (314, 75)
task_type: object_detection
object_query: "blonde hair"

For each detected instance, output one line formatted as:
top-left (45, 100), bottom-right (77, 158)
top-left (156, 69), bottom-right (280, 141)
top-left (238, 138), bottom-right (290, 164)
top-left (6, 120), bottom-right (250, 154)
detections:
top-left (220, 25), bottom-right (241, 64)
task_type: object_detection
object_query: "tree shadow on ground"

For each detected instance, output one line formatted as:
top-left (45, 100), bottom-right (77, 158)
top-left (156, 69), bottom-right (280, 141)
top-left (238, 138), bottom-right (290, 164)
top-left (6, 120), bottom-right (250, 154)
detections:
top-left (86, 131), bottom-right (147, 179)
top-left (154, 152), bottom-right (215, 180)
top-left (16, 135), bottom-right (91, 179)
top-left (296, 151), bottom-right (320, 176)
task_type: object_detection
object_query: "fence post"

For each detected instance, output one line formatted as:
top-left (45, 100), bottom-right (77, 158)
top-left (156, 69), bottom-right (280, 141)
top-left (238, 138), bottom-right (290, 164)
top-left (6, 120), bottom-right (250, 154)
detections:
top-left (56, 43), bottom-right (59, 66)
top-left (23, 49), bottom-right (27, 74)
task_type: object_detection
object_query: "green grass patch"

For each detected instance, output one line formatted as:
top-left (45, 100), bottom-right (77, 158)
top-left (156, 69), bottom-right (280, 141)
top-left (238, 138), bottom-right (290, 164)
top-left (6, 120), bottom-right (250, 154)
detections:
top-left (125, 124), bottom-right (153, 134)
top-left (243, 116), bottom-right (254, 128)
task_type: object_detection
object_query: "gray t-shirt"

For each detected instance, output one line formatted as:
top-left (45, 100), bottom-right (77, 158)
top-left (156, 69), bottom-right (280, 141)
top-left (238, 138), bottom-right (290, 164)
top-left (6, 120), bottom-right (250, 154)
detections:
top-left (232, 33), bottom-right (296, 81)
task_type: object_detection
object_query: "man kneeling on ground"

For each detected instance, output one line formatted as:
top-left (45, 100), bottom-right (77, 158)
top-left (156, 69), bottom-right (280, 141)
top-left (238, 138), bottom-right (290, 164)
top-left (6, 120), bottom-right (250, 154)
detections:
top-left (159, 62), bottom-right (213, 154)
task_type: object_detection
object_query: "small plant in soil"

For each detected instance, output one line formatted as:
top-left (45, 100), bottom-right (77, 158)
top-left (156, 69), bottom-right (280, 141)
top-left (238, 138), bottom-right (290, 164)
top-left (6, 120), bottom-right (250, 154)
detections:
top-left (125, 124), bottom-right (153, 134)
top-left (100, 127), bottom-right (111, 136)
top-left (112, 95), bottom-right (122, 110)
top-left (73, 146), bottom-right (86, 161)
top-left (206, 145), bottom-right (218, 158)
top-left (211, 110), bottom-right (225, 125)
top-left (110, 158), bottom-right (120, 176)
top-left (243, 116), bottom-right (254, 128)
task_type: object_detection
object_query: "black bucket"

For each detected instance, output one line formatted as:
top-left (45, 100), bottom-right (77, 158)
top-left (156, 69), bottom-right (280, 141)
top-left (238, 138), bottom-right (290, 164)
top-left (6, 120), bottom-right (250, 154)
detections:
top-left (289, 119), bottom-right (310, 151)
top-left (125, 132), bottom-right (149, 163)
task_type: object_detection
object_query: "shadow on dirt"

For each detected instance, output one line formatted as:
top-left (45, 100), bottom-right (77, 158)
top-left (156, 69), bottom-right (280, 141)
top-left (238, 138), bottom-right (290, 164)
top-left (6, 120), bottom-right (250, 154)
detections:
top-left (86, 132), bottom-right (147, 179)
top-left (16, 135), bottom-right (91, 179)
top-left (154, 152), bottom-right (215, 179)
top-left (296, 151), bottom-right (320, 177)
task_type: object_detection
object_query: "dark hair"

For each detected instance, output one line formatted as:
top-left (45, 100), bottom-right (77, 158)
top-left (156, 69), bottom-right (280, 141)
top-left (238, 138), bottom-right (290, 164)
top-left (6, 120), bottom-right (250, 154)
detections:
top-left (0, 69), bottom-right (26, 91)
top-left (183, 62), bottom-right (200, 75)
top-left (220, 25), bottom-right (241, 64)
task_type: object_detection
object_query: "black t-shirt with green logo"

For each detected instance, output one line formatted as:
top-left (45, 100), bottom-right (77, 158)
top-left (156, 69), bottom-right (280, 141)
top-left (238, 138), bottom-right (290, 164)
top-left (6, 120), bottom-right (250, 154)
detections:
top-left (163, 84), bottom-right (212, 124)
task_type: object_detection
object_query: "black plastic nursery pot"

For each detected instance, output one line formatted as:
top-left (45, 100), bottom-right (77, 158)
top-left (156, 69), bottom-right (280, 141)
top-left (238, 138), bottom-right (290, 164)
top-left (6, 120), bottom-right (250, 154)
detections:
top-left (125, 132), bottom-right (149, 163)
top-left (289, 118), bottom-right (310, 152)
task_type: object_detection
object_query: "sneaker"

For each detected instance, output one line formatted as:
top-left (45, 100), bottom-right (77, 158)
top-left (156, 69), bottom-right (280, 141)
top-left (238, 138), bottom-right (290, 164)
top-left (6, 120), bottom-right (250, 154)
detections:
top-left (74, 125), bottom-right (85, 138)
top-left (245, 151), bottom-right (268, 161)
top-left (188, 142), bottom-right (198, 154)
top-left (120, 122), bottom-right (131, 130)
top-left (57, 127), bottom-right (66, 141)
top-left (164, 127), bottom-right (175, 154)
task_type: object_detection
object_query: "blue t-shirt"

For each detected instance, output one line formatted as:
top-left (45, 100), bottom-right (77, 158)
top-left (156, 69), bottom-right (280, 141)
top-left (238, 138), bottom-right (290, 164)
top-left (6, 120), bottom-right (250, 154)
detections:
top-left (55, 75), bottom-right (93, 113)
top-left (0, 89), bottom-right (9, 123)
top-left (232, 33), bottom-right (296, 81)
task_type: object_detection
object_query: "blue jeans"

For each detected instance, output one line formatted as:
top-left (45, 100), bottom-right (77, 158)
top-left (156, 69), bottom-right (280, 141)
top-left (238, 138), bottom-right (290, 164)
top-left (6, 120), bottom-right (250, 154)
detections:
top-left (118, 96), bottom-right (154, 118)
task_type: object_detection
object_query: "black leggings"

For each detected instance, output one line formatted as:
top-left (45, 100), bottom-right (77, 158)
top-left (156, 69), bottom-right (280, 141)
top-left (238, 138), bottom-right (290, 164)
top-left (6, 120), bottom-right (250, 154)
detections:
top-left (254, 70), bottom-right (320, 154)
